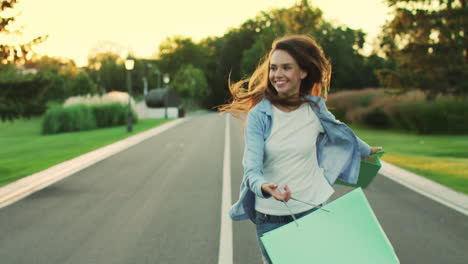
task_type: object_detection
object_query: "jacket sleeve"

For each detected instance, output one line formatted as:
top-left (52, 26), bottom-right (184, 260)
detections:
top-left (324, 102), bottom-right (371, 159)
top-left (356, 136), bottom-right (371, 159)
top-left (242, 111), bottom-right (270, 199)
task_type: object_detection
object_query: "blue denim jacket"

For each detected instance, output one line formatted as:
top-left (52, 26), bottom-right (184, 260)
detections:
top-left (230, 95), bottom-right (371, 222)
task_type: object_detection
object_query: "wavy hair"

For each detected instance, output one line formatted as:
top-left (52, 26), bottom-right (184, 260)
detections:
top-left (218, 34), bottom-right (332, 119)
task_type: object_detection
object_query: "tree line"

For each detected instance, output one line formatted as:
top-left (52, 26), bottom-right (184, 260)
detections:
top-left (0, 0), bottom-right (466, 120)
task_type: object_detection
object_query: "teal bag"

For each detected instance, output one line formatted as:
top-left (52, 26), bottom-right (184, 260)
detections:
top-left (336, 151), bottom-right (385, 188)
top-left (261, 188), bottom-right (399, 264)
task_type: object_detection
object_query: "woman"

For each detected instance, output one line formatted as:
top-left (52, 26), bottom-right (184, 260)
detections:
top-left (218, 34), bottom-right (382, 263)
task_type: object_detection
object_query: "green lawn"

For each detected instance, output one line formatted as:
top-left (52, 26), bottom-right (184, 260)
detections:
top-left (351, 124), bottom-right (468, 195)
top-left (0, 118), bottom-right (173, 187)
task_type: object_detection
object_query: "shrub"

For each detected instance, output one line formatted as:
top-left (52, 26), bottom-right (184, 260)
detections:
top-left (327, 88), bottom-right (385, 122)
top-left (63, 91), bottom-right (137, 109)
top-left (91, 103), bottom-right (137, 128)
top-left (42, 104), bottom-right (96, 134)
top-left (42, 103), bottom-right (138, 134)
top-left (327, 89), bottom-right (468, 134)
top-left (386, 96), bottom-right (468, 134)
top-left (350, 104), bottom-right (390, 129)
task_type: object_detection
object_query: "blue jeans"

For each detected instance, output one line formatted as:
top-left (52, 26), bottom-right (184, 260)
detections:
top-left (255, 206), bottom-right (321, 264)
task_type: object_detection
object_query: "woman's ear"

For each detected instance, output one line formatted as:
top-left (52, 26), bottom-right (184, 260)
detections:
top-left (301, 71), bottom-right (308, 80)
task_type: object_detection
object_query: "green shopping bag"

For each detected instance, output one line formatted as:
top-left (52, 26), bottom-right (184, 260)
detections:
top-left (260, 188), bottom-right (399, 264)
top-left (336, 151), bottom-right (385, 188)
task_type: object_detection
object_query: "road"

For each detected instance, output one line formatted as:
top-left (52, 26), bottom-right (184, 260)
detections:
top-left (0, 113), bottom-right (467, 263)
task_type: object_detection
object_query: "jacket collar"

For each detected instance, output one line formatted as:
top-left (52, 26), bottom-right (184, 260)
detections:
top-left (256, 95), bottom-right (324, 116)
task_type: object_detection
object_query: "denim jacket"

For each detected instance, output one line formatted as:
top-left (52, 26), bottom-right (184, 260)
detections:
top-left (230, 95), bottom-right (371, 222)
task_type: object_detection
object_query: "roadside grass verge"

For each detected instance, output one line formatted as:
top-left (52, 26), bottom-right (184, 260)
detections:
top-left (0, 117), bottom-right (173, 187)
top-left (351, 124), bottom-right (468, 195)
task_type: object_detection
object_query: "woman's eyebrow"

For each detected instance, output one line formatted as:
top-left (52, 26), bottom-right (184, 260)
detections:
top-left (270, 63), bottom-right (294, 66)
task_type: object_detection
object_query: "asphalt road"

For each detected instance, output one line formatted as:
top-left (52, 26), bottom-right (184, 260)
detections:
top-left (0, 113), bottom-right (467, 263)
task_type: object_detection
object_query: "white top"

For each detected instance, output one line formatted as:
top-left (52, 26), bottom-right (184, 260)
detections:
top-left (255, 103), bottom-right (334, 215)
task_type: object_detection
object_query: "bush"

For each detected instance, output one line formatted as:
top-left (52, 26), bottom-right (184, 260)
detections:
top-left (386, 97), bottom-right (468, 134)
top-left (42, 104), bottom-right (96, 134)
top-left (328, 89), bottom-right (468, 134)
top-left (93, 103), bottom-right (138, 128)
top-left (350, 104), bottom-right (390, 129)
top-left (326, 88), bottom-right (385, 122)
top-left (42, 103), bottom-right (138, 134)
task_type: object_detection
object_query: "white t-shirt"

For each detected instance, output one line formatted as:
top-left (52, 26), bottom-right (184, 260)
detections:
top-left (255, 103), bottom-right (334, 215)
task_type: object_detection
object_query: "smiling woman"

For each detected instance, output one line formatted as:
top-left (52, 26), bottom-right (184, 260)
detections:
top-left (218, 34), bottom-right (382, 264)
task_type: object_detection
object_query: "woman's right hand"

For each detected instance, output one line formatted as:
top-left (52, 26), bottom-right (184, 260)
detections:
top-left (261, 183), bottom-right (291, 202)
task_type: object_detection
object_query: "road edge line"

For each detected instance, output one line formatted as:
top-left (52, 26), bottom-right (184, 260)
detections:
top-left (380, 161), bottom-right (468, 216)
top-left (0, 118), bottom-right (188, 209)
top-left (218, 114), bottom-right (233, 264)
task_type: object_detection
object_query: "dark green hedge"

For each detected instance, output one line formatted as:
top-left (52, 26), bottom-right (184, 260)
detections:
top-left (42, 103), bottom-right (138, 134)
top-left (387, 98), bottom-right (468, 134)
top-left (327, 89), bottom-right (468, 134)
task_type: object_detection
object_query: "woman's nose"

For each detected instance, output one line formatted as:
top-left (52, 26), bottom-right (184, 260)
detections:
top-left (274, 68), bottom-right (284, 77)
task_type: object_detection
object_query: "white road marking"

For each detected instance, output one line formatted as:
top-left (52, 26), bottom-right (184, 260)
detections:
top-left (218, 115), bottom-right (233, 264)
top-left (380, 161), bottom-right (468, 216)
top-left (0, 118), bottom-right (187, 209)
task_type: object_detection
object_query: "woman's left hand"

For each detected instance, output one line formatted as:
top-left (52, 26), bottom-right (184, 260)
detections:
top-left (370, 146), bottom-right (383, 155)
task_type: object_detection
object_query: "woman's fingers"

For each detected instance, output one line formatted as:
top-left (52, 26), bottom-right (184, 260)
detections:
top-left (262, 183), bottom-right (293, 202)
top-left (370, 146), bottom-right (383, 155)
top-left (283, 185), bottom-right (291, 201)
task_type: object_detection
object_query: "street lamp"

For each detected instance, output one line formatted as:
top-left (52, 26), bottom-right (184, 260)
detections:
top-left (143, 63), bottom-right (152, 96)
top-left (94, 61), bottom-right (102, 93)
top-left (154, 68), bottom-right (161, 88)
top-left (163, 73), bottom-right (170, 119)
top-left (125, 55), bottom-right (135, 132)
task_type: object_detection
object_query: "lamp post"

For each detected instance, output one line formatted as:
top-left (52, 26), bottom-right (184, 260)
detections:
top-left (163, 73), bottom-right (170, 119)
top-left (125, 55), bottom-right (135, 132)
top-left (154, 68), bottom-right (161, 88)
top-left (94, 61), bottom-right (102, 93)
top-left (143, 63), bottom-right (152, 96)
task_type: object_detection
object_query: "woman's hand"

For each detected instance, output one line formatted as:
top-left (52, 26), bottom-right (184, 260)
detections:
top-left (261, 183), bottom-right (291, 202)
top-left (370, 146), bottom-right (383, 155)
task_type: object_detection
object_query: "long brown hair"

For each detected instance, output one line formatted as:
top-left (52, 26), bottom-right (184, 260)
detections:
top-left (218, 34), bottom-right (332, 119)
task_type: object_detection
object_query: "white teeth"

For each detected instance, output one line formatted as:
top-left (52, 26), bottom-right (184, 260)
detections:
top-left (276, 81), bottom-right (286, 84)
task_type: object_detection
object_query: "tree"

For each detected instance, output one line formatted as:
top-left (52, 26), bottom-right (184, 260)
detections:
top-left (0, 0), bottom-right (48, 120)
top-left (66, 72), bottom-right (97, 96)
top-left (0, 64), bottom-right (49, 120)
top-left (26, 56), bottom-right (80, 102)
top-left (157, 36), bottom-right (209, 76)
top-left (173, 64), bottom-right (209, 100)
top-left (87, 52), bottom-right (125, 92)
top-left (378, 0), bottom-right (468, 98)
top-left (0, 0), bottom-right (47, 64)
top-left (155, 0), bottom-right (387, 108)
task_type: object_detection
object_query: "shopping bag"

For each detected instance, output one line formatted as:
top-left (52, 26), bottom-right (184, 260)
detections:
top-left (336, 151), bottom-right (385, 188)
top-left (260, 188), bottom-right (399, 264)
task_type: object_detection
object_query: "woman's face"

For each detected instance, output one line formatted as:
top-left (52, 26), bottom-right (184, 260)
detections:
top-left (269, 49), bottom-right (307, 98)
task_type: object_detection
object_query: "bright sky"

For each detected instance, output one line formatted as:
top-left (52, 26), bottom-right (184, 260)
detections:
top-left (14, 0), bottom-right (392, 66)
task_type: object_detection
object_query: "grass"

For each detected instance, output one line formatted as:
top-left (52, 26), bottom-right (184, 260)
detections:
top-left (350, 124), bottom-right (468, 195)
top-left (0, 117), bottom-right (173, 187)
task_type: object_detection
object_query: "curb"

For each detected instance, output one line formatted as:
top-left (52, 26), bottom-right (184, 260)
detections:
top-left (0, 118), bottom-right (188, 209)
top-left (380, 161), bottom-right (468, 216)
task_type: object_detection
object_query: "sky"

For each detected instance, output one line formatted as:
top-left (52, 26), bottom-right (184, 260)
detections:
top-left (13, 0), bottom-right (392, 67)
